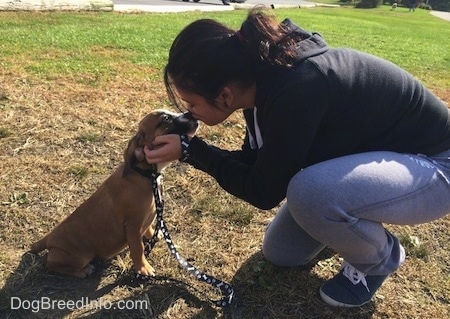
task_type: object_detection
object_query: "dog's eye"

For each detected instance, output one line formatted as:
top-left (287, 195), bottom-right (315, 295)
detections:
top-left (161, 114), bottom-right (171, 123)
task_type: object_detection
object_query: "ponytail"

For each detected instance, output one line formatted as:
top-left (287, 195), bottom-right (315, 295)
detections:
top-left (238, 7), bottom-right (301, 67)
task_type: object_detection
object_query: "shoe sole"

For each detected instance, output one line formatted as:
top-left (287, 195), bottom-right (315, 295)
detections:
top-left (319, 287), bottom-right (371, 308)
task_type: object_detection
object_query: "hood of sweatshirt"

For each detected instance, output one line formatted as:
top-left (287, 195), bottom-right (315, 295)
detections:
top-left (281, 18), bottom-right (329, 62)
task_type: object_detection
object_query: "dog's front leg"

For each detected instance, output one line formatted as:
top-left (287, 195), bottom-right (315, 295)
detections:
top-left (125, 223), bottom-right (155, 277)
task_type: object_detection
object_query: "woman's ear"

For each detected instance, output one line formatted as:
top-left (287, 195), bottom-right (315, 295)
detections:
top-left (219, 86), bottom-right (234, 109)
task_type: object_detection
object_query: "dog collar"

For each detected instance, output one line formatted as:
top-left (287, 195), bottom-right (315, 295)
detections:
top-left (131, 164), bottom-right (159, 179)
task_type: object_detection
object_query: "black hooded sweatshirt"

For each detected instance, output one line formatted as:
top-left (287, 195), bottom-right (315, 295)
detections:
top-left (185, 19), bottom-right (450, 210)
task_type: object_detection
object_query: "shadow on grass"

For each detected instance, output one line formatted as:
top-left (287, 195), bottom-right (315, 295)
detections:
top-left (1, 248), bottom-right (378, 318)
top-left (0, 251), bottom-right (218, 319)
top-left (224, 249), bottom-right (377, 319)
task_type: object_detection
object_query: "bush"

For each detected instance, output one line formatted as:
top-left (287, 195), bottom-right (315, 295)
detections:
top-left (355, 0), bottom-right (383, 7)
top-left (418, 3), bottom-right (433, 9)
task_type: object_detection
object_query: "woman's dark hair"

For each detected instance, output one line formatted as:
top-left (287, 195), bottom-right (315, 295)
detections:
top-left (164, 7), bottom-right (301, 110)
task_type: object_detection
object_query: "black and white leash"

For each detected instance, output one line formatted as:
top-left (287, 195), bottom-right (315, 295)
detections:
top-left (134, 168), bottom-right (234, 307)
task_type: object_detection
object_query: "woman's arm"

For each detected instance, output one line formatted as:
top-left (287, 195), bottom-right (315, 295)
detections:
top-left (186, 71), bottom-right (330, 209)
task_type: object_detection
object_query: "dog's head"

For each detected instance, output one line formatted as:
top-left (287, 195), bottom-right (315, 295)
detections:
top-left (123, 109), bottom-right (198, 176)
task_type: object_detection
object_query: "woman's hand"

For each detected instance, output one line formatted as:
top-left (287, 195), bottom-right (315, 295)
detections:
top-left (144, 134), bottom-right (183, 164)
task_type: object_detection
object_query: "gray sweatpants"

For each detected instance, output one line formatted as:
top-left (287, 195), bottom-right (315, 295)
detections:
top-left (262, 150), bottom-right (450, 276)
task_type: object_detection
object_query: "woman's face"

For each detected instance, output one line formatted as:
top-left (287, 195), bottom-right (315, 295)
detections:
top-left (176, 88), bottom-right (234, 126)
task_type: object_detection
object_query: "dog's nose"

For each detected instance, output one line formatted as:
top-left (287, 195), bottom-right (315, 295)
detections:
top-left (175, 112), bottom-right (196, 123)
top-left (172, 112), bottom-right (198, 135)
top-left (176, 112), bottom-right (198, 126)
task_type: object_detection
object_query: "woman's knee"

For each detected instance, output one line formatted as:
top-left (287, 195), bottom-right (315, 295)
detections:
top-left (286, 166), bottom-right (358, 237)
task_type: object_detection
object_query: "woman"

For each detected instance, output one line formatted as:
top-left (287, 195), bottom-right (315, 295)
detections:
top-left (145, 8), bottom-right (450, 307)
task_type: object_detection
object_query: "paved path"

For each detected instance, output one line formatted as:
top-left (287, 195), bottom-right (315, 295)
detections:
top-left (114, 0), bottom-right (319, 13)
top-left (114, 2), bottom-right (450, 22)
top-left (430, 10), bottom-right (450, 22)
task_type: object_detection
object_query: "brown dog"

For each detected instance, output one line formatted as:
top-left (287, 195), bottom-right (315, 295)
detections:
top-left (30, 109), bottom-right (198, 278)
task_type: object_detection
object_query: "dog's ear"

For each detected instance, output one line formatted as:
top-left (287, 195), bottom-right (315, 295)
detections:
top-left (122, 134), bottom-right (138, 177)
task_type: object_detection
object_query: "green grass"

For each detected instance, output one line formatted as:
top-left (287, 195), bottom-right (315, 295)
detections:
top-left (292, 7), bottom-right (450, 86)
top-left (1, 7), bottom-right (449, 87)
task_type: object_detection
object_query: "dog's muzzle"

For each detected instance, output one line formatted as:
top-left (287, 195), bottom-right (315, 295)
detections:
top-left (170, 112), bottom-right (198, 136)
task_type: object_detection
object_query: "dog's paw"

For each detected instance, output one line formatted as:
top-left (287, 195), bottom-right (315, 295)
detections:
top-left (135, 262), bottom-right (155, 278)
top-left (156, 230), bottom-right (163, 242)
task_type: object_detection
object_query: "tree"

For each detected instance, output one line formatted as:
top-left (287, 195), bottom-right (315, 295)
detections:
top-left (428, 0), bottom-right (450, 11)
top-left (358, 0), bottom-right (449, 10)
top-left (355, 0), bottom-right (383, 8)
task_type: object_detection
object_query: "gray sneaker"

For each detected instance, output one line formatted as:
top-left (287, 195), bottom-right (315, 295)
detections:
top-left (321, 245), bottom-right (405, 307)
top-left (319, 262), bottom-right (388, 307)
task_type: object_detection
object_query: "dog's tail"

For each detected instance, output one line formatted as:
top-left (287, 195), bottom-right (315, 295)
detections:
top-left (30, 237), bottom-right (47, 253)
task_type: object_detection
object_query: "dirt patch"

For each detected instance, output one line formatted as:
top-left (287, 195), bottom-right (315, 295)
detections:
top-left (1, 68), bottom-right (449, 318)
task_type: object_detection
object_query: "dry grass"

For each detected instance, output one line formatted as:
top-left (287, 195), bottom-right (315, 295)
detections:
top-left (1, 20), bottom-right (450, 319)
